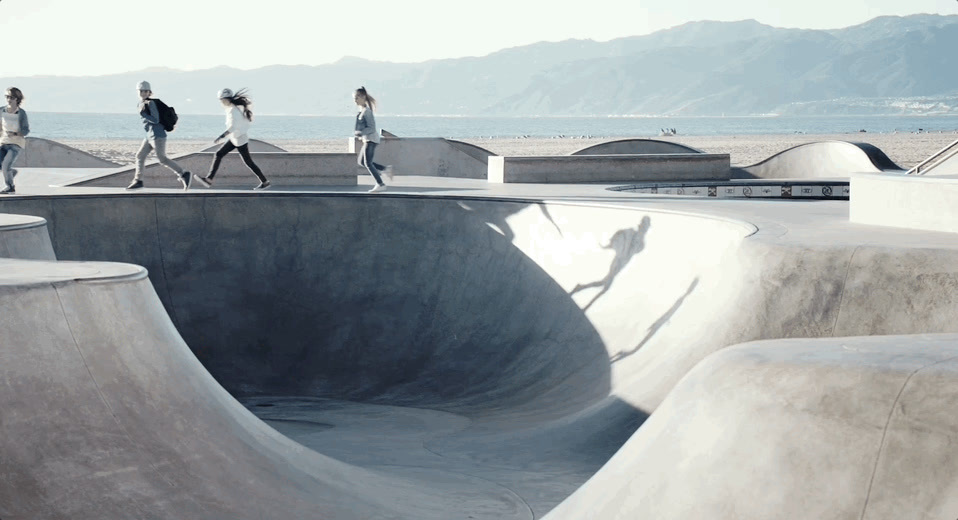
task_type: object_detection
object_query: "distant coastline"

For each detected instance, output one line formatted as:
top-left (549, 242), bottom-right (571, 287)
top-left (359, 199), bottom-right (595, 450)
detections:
top-left (26, 113), bottom-right (958, 142)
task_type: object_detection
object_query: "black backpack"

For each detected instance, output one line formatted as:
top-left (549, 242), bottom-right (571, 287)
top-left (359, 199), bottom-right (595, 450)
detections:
top-left (147, 98), bottom-right (178, 132)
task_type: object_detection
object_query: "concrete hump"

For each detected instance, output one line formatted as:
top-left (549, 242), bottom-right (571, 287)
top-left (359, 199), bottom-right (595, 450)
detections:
top-left (545, 335), bottom-right (958, 520)
top-left (735, 140), bottom-right (904, 179)
top-left (446, 139), bottom-right (496, 162)
top-left (198, 138), bottom-right (286, 153)
top-left (570, 138), bottom-right (704, 155)
top-left (16, 137), bottom-right (120, 168)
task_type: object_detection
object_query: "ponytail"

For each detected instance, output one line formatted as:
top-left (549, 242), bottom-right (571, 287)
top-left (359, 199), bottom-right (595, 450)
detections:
top-left (356, 86), bottom-right (377, 110)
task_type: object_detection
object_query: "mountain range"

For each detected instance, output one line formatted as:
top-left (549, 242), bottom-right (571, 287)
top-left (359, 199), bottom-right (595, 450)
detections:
top-left (6, 14), bottom-right (958, 116)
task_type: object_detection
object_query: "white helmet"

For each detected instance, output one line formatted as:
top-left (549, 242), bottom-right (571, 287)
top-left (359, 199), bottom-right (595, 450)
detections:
top-left (136, 80), bottom-right (151, 91)
top-left (217, 88), bottom-right (233, 99)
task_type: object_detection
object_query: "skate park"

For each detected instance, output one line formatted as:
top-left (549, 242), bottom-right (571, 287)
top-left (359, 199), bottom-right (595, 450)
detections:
top-left (0, 136), bottom-right (957, 519)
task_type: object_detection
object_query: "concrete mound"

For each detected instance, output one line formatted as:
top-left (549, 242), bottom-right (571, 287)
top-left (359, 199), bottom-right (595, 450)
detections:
top-left (570, 138), bottom-right (704, 155)
top-left (734, 140), bottom-right (904, 179)
top-left (15, 137), bottom-right (119, 168)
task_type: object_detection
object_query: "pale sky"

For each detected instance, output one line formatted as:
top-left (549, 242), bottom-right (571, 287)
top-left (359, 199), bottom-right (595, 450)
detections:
top-left (2, 0), bottom-right (956, 77)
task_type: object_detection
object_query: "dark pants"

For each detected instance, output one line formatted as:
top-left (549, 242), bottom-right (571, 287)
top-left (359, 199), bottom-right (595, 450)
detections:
top-left (209, 141), bottom-right (267, 182)
top-left (358, 141), bottom-right (386, 185)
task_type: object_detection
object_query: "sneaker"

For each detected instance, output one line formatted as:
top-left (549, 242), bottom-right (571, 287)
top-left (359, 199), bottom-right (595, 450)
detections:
top-left (382, 165), bottom-right (394, 181)
top-left (254, 180), bottom-right (271, 190)
top-left (180, 171), bottom-right (192, 191)
top-left (0, 185), bottom-right (14, 194)
top-left (367, 184), bottom-right (386, 193)
top-left (126, 179), bottom-right (143, 190)
top-left (194, 174), bottom-right (213, 188)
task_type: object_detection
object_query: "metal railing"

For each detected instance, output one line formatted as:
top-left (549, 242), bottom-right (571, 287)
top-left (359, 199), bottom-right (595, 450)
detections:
top-left (907, 136), bottom-right (958, 175)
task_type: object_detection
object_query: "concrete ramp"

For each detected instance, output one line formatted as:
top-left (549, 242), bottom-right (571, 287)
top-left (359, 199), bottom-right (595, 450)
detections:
top-left (735, 140), bottom-right (903, 179)
top-left (15, 137), bottom-right (119, 168)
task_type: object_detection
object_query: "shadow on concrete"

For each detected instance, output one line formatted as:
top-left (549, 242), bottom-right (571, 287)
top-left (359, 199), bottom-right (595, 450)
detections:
top-left (469, 199), bottom-right (565, 244)
top-left (571, 215), bottom-right (652, 311)
top-left (610, 278), bottom-right (700, 363)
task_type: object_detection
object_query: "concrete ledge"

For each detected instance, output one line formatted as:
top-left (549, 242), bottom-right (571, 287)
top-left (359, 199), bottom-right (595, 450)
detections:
top-left (612, 179), bottom-right (849, 199)
top-left (850, 173), bottom-right (958, 234)
top-left (488, 154), bottom-right (730, 184)
top-left (65, 152), bottom-right (359, 188)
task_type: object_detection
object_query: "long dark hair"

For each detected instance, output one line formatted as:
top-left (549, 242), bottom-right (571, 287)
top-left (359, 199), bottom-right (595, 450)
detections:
top-left (227, 88), bottom-right (254, 121)
top-left (355, 86), bottom-right (376, 110)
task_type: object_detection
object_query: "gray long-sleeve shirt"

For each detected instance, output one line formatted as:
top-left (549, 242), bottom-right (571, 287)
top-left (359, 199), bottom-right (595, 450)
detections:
top-left (139, 99), bottom-right (167, 140)
top-left (354, 107), bottom-right (380, 144)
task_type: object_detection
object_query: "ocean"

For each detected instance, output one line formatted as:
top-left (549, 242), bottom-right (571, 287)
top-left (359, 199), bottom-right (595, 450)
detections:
top-left (26, 112), bottom-right (958, 141)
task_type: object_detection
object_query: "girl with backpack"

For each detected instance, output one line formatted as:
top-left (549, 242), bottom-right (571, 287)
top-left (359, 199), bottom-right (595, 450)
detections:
top-left (194, 88), bottom-right (270, 190)
top-left (127, 80), bottom-right (192, 190)
top-left (353, 86), bottom-right (392, 193)
top-left (0, 87), bottom-right (29, 194)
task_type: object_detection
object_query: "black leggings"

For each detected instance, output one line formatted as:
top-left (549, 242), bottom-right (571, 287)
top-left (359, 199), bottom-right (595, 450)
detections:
top-left (208, 141), bottom-right (267, 182)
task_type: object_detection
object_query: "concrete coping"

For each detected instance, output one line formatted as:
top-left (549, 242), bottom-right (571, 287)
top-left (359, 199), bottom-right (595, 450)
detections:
top-left (0, 258), bottom-right (147, 287)
top-left (0, 213), bottom-right (49, 232)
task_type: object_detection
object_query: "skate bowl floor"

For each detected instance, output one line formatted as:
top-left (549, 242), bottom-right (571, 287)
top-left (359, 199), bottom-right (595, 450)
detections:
top-left (0, 184), bottom-right (957, 519)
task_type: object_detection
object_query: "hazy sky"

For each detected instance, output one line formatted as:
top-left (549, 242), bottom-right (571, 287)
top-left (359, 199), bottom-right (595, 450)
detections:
top-left (2, 0), bottom-right (956, 76)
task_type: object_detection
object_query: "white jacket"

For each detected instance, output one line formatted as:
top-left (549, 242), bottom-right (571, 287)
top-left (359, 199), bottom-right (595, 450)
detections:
top-left (224, 105), bottom-right (251, 146)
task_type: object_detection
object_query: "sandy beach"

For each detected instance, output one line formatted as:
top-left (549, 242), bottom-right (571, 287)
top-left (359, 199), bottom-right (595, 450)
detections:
top-left (58, 131), bottom-right (958, 170)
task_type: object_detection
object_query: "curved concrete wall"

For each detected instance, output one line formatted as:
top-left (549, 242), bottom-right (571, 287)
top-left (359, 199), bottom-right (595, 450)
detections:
top-left (16, 137), bottom-right (119, 168)
top-left (0, 261), bottom-right (520, 519)
top-left (736, 141), bottom-right (903, 179)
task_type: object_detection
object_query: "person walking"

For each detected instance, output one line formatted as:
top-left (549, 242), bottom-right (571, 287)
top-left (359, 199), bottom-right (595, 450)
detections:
top-left (127, 80), bottom-right (192, 190)
top-left (194, 88), bottom-right (270, 190)
top-left (353, 86), bottom-right (392, 193)
top-left (0, 87), bottom-right (29, 194)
